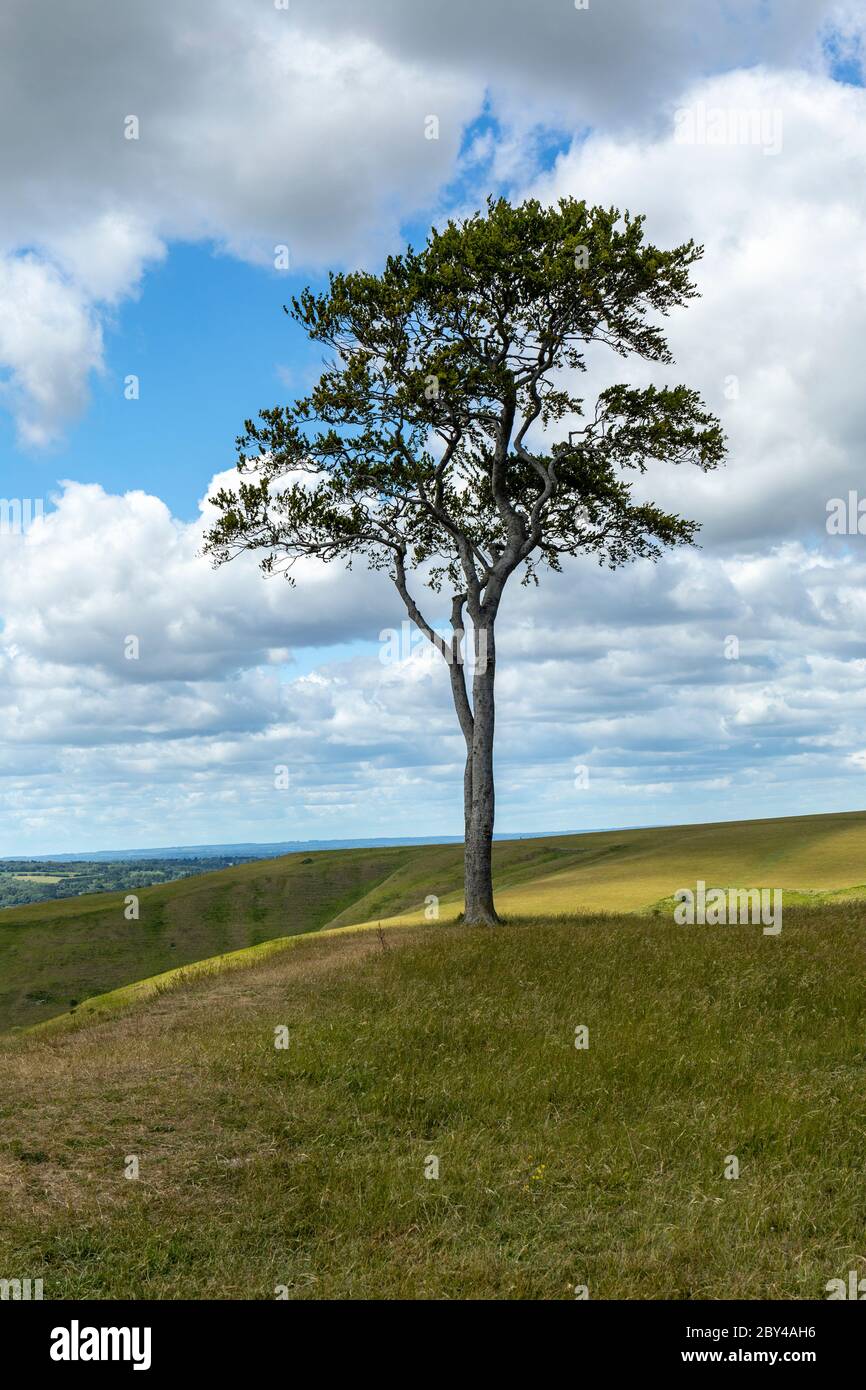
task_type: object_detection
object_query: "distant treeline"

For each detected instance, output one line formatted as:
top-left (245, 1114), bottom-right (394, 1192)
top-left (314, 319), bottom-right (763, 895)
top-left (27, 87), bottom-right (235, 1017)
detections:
top-left (0, 857), bottom-right (257, 910)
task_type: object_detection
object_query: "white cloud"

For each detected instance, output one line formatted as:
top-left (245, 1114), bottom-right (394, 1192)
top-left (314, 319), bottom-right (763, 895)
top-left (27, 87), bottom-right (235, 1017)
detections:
top-left (303, 0), bottom-right (844, 127)
top-left (3, 473), bottom-right (866, 852)
top-left (0, 0), bottom-right (854, 443)
top-left (524, 66), bottom-right (866, 547)
top-left (0, 479), bottom-right (393, 684)
top-left (0, 0), bottom-right (478, 442)
top-left (0, 256), bottom-right (103, 446)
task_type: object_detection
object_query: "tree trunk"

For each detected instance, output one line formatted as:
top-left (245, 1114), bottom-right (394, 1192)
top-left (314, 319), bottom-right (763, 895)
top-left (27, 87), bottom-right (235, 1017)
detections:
top-left (463, 620), bottom-right (499, 925)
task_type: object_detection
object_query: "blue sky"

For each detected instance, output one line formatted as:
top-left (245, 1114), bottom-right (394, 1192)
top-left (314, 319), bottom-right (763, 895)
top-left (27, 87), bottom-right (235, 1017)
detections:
top-left (2, 0), bottom-right (866, 854)
top-left (1, 248), bottom-right (319, 520)
top-left (6, 102), bottom-right (577, 522)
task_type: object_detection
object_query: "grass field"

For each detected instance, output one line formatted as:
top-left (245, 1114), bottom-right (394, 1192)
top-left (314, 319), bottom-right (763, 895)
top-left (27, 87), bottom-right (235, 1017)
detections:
top-left (3, 809), bottom-right (866, 1300)
top-left (2, 899), bottom-right (866, 1299)
top-left (0, 844), bottom-right (414, 1032)
top-left (5, 808), bottom-right (866, 1033)
top-left (8, 874), bottom-right (64, 883)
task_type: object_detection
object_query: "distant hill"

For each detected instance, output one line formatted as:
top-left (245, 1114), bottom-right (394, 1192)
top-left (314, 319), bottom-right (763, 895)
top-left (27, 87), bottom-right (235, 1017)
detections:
top-left (3, 808), bottom-right (866, 1034)
top-left (9, 831), bottom-right (564, 862)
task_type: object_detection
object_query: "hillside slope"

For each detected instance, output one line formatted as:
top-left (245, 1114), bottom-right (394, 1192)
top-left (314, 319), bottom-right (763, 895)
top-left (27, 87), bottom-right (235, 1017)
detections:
top-left (3, 808), bottom-right (866, 1032)
top-left (0, 845), bottom-right (412, 1032)
top-left (345, 808), bottom-right (866, 926)
top-left (3, 902), bottom-right (866, 1299)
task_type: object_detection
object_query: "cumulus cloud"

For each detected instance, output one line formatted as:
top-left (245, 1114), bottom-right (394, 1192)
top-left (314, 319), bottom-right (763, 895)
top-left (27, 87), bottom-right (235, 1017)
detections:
top-left (0, 478), bottom-right (394, 684)
top-left (523, 66), bottom-right (866, 548)
top-left (0, 257), bottom-right (104, 447)
top-left (0, 0), bottom-right (477, 441)
top-left (304, 0), bottom-right (843, 128)
top-left (0, 0), bottom-right (855, 443)
top-left (2, 470), bottom-right (866, 852)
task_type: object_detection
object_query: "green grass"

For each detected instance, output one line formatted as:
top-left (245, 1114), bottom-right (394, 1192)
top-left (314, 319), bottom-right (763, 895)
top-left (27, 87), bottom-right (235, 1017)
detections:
top-left (3, 902), bottom-right (866, 1299)
top-left (7, 873), bottom-right (64, 883)
top-left (6, 807), bottom-right (866, 1032)
top-left (0, 845), bottom-right (415, 1031)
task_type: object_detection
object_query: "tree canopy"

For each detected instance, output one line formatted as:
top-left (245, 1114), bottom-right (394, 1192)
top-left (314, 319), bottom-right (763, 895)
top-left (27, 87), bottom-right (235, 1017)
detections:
top-left (205, 196), bottom-right (724, 624)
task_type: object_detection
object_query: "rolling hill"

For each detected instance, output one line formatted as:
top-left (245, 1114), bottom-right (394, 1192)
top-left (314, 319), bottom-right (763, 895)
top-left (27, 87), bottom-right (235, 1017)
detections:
top-left (3, 894), bottom-right (866, 1298)
top-left (4, 808), bottom-right (866, 1033)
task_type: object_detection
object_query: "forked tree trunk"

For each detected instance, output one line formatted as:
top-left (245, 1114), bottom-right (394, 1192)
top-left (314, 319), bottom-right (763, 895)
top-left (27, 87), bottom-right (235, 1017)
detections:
top-left (462, 620), bottom-right (499, 925)
top-left (399, 576), bottom-right (501, 926)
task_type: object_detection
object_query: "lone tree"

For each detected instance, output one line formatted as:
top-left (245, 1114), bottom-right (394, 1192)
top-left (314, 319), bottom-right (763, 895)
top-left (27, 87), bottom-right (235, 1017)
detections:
top-left (203, 197), bottom-right (724, 925)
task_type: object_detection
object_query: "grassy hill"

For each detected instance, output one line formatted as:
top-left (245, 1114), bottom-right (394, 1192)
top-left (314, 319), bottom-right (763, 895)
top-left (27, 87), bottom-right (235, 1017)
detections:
top-left (0, 844), bottom-right (415, 1032)
top-left (2, 897), bottom-right (866, 1298)
top-left (4, 809), bottom-right (866, 1033)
